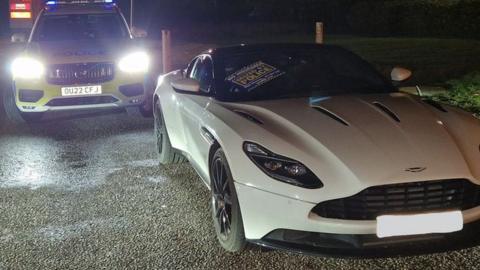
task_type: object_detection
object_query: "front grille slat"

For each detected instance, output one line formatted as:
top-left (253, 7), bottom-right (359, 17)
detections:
top-left (47, 62), bottom-right (115, 85)
top-left (312, 179), bottom-right (480, 220)
top-left (46, 96), bottom-right (118, 107)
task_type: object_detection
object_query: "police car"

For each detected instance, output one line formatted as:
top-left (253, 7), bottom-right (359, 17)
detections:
top-left (4, 0), bottom-right (153, 123)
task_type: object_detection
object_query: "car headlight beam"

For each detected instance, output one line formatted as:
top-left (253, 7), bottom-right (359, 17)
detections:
top-left (11, 57), bottom-right (45, 80)
top-left (118, 51), bottom-right (150, 73)
top-left (243, 142), bottom-right (323, 189)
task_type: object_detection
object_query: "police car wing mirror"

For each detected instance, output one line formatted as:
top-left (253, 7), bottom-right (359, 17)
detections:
top-left (131, 27), bottom-right (148, 39)
top-left (11, 33), bottom-right (27, 43)
top-left (171, 78), bottom-right (200, 93)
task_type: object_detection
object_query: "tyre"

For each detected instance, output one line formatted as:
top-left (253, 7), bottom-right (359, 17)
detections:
top-left (210, 148), bottom-right (247, 252)
top-left (2, 86), bottom-right (43, 124)
top-left (21, 112), bottom-right (44, 123)
top-left (139, 103), bottom-right (153, 118)
top-left (126, 105), bottom-right (153, 118)
top-left (125, 106), bottom-right (141, 117)
top-left (154, 99), bottom-right (186, 164)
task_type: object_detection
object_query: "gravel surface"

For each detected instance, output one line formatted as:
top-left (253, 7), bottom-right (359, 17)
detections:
top-left (1, 111), bottom-right (480, 270)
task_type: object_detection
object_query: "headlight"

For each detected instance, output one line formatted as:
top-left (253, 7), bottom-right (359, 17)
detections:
top-left (243, 142), bottom-right (323, 189)
top-left (118, 51), bottom-right (150, 73)
top-left (11, 57), bottom-right (45, 79)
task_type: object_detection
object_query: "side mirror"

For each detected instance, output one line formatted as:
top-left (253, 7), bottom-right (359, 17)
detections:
top-left (171, 78), bottom-right (200, 93)
top-left (131, 27), bottom-right (148, 39)
top-left (11, 33), bottom-right (27, 43)
top-left (391, 67), bottom-right (412, 82)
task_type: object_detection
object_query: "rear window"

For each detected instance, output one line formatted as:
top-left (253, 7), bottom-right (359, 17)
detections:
top-left (33, 13), bottom-right (129, 41)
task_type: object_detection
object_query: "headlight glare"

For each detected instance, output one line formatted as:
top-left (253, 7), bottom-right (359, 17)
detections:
top-left (118, 51), bottom-right (150, 73)
top-left (11, 57), bottom-right (45, 79)
top-left (243, 142), bottom-right (323, 189)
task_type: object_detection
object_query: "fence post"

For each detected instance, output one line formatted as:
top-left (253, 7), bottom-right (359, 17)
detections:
top-left (162, 30), bottom-right (172, 73)
top-left (315, 22), bottom-right (324, 44)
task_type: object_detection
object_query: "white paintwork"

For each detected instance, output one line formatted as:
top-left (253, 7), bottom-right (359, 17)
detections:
top-left (155, 70), bottom-right (480, 240)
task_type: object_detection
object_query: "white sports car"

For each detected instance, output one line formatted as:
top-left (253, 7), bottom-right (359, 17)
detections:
top-left (153, 44), bottom-right (480, 256)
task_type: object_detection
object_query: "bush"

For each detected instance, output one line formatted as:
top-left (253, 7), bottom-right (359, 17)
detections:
top-left (347, 0), bottom-right (480, 39)
top-left (433, 72), bottom-right (480, 115)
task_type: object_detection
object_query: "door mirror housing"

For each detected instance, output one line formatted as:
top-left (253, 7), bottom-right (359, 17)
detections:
top-left (11, 33), bottom-right (27, 43)
top-left (391, 67), bottom-right (412, 82)
top-left (131, 27), bottom-right (148, 39)
top-left (171, 78), bottom-right (200, 93)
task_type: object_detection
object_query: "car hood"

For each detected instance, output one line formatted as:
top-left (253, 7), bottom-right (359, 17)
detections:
top-left (218, 92), bottom-right (480, 199)
top-left (24, 39), bottom-right (139, 64)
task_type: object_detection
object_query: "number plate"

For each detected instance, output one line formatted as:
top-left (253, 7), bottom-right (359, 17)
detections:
top-left (376, 211), bottom-right (463, 238)
top-left (61, 85), bottom-right (102, 96)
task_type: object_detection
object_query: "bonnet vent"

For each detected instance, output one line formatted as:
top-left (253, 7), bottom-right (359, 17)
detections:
top-left (312, 106), bottom-right (349, 126)
top-left (233, 110), bottom-right (263, 125)
top-left (372, 102), bottom-right (401, 122)
top-left (423, 99), bottom-right (448, 113)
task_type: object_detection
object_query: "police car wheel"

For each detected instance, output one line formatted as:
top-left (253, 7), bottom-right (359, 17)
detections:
top-left (3, 87), bottom-right (26, 124)
top-left (154, 99), bottom-right (186, 165)
top-left (21, 112), bottom-right (44, 123)
top-left (125, 106), bottom-right (141, 117)
top-left (139, 104), bottom-right (153, 118)
top-left (126, 106), bottom-right (152, 118)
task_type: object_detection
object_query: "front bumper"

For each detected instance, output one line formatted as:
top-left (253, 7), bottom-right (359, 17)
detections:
top-left (251, 221), bottom-right (480, 257)
top-left (235, 182), bottom-right (480, 256)
top-left (13, 74), bottom-right (150, 113)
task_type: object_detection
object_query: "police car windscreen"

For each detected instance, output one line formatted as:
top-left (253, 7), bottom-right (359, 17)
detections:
top-left (33, 14), bottom-right (129, 41)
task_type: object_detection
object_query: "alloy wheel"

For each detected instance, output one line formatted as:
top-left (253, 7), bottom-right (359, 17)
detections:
top-left (211, 157), bottom-right (233, 240)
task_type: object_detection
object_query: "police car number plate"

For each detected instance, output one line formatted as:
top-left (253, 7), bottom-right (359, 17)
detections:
top-left (61, 85), bottom-right (102, 96)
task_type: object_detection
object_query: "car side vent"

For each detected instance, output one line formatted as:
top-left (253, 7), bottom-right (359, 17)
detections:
top-left (312, 106), bottom-right (349, 126)
top-left (372, 102), bottom-right (400, 122)
top-left (233, 110), bottom-right (263, 125)
top-left (423, 99), bottom-right (448, 113)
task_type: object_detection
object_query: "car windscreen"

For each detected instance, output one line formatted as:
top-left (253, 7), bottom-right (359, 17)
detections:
top-left (33, 14), bottom-right (129, 41)
top-left (216, 47), bottom-right (395, 102)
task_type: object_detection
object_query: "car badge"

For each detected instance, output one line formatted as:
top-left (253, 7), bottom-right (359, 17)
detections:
top-left (74, 69), bottom-right (88, 78)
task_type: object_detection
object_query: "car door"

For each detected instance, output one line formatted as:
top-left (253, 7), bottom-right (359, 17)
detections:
top-left (162, 57), bottom-right (201, 150)
top-left (177, 55), bottom-right (215, 181)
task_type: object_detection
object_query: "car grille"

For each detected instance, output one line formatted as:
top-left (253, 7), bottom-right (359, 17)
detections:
top-left (46, 96), bottom-right (118, 107)
top-left (312, 179), bottom-right (480, 220)
top-left (46, 62), bottom-right (115, 85)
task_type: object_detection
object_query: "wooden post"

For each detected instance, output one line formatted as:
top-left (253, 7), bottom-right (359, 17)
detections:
top-left (315, 22), bottom-right (324, 44)
top-left (130, 0), bottom-right (134, 29)
top-left (162, 30), bottom-right (172, 73)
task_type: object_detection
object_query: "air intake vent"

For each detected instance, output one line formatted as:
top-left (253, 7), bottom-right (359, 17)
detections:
top-left (233, 110), bottom-right (263, 125)
top-left (372, 102), bottom-right (400, 122)
top-left (47, 62), bottom-right (115, 85)
top-left (312, 179), bottom-right (480, 220)
top-left (312, 106), bottom-right (349, 126)
top-left (423, 99), bottom-right (448, 113)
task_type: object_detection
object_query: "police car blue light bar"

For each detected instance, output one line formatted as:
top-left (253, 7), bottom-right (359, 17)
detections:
top-left (46, 0), bottom-right (114, 5)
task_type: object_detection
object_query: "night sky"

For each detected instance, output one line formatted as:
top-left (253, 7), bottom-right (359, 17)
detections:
top-left (0, 1), bottom-right (8, 37)
top-left (0, 0), bottom-right (151, 38)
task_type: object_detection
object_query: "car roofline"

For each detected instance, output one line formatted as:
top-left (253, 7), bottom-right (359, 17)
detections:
top-left (43, 3), bottom-right (119, 15)
top-left (203, 43), bottom-right (341, 58)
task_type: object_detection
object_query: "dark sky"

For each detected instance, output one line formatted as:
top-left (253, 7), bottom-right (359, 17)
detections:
top-left (0, 0), bottom-right (154, 37)
top-left (0, 0), bottom-right (8, 37)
